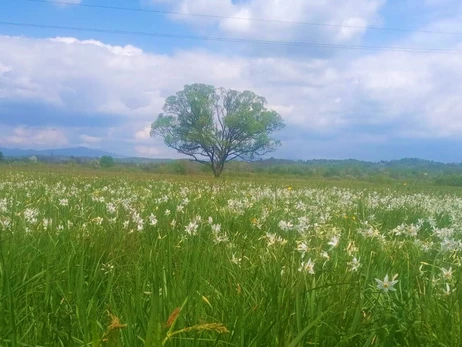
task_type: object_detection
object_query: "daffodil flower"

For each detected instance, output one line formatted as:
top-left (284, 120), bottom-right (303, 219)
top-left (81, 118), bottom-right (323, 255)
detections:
top-left (375, 274), bottom-right (398, 293)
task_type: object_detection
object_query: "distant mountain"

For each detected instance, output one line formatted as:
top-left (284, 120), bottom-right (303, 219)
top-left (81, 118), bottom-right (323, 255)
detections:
top-left (0, 146), bottom-right (124, 158)
top-left (116, 157), bottom-right (172, 164)
top-left (1, 146), bottom-right (460, 169)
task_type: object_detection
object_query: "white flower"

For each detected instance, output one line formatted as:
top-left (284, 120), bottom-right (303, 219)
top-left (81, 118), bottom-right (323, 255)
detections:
top-left (231, 253), bottom-right (241, 265)
top-left (296, 241), bottom-right (309, 255)
top-left (278, 220), bottom-right (293, 231)
top-left (211, 224), bottom-right (221, 233)
top-left (405, 224), bottom-right (419, 237)
top-left (443, 283), bottom-right (455, 296)
top-left (131, 211), bottom-right (142, 224)
top-left (59, 198), bottom-right (68, 206)
top-left (0, 198), bottom-right (7, 213)
top-left (348, 257), bottom-right (361, 272)
top-left (24, 208), bottom-right (39, 224)
top-left (414, 239), bottom-right (433, 252)
top-left (391, 224), bottom-right (406, 236)
top-left (440, 238), bottom-right (460, 252)
top-left (149, 213), bottom-right (158, 226)
top-left (443, 283), bottom-right (456, 296)
top-left (42, 218), bottom-right (51, 229)
top-left (359, 227), bottom-right (380, 239)
top-left (328, 236), bottom-right (339, 248)
top-left (295, 217), bottom-right (310, 234)
top-left (375, 274), bottom-right (398, 293)
top-left (265, 233), bottom-right (287, 247)
top-left (441, 267), bottom-right (453, 281)
top-left (185, 220), bottom-right (198, 235)
top-left (434, 228), bottom-right (454, 239)
top-left (298, 258), bottom-right (315, 274)
top-left (101, 263), bottom-right (114, 275)
top-left (164, 209), bottom-right (171, 216)
top-left (213, 232), bottom-right (229, 244)
top-left (0, 217), bottom-right (11, 229)
top-left (106, 202), bottom-right (116, 214)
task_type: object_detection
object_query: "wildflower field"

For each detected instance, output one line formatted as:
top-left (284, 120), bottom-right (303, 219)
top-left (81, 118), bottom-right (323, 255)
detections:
top-left (1, 169), bottom-right (462, 346)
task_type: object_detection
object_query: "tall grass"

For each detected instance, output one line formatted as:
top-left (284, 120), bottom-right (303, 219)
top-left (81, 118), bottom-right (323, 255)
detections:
top-left (1, 169), bottom-right (461, 346)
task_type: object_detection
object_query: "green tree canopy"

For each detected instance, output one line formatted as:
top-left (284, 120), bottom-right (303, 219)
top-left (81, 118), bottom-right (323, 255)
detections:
top-left (99, 155), bottom-right (114, 168)
top-left (0, 151), bottom-right (3, 162)
top-left (150, 83), bottom-right (285, 177)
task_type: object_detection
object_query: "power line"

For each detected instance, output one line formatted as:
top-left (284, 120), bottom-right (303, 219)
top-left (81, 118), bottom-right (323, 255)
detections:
top-left (0, 21), bottom-right (460, 54)
top-left (21, 0), bottom-right (462, 36)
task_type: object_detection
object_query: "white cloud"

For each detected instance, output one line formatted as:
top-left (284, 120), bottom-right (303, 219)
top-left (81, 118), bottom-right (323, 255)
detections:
top-left (0, 35), bottom-right (251, 123)
top-left (80, 135), bottom-right (102, 144)
top-left (51, 37), bottom-right (143, 56)
top-left (338, 17), bottom-right (368, 40)
top-left (0, 126), bottom-right (68, 147)
top-left (135, 145), bottom-right (163, 157)
top-left (1, 21), bottom-right (462, 158)
top-left (51, 0), bottom-right (81, 4)
top-left (159, 0), bottom-right (385, 43)
top-left (49, 0), bottom-right (82, 5)
top-left (135, 123), bottom-right (153, 140)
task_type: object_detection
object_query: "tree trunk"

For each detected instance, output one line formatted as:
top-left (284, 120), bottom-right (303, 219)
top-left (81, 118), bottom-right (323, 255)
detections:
top-left (212, 162), bottom-right (224, 178)
top-left (210, 156), bottom-right (226, 177)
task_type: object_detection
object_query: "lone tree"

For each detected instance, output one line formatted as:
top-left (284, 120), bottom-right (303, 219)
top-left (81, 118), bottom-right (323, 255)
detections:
top-left (150, 83), bottom-right (285, 177)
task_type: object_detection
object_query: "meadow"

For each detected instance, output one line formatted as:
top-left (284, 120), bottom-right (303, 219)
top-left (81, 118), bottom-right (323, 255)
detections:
top-left (1, 168), bottom-right (462, 346)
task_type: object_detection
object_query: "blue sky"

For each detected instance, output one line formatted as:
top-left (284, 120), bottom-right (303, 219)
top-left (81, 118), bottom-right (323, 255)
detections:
top-left (1, 0), bottom-right (462, 162)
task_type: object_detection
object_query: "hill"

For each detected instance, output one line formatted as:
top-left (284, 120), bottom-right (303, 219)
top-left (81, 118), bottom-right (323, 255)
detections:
top-left (0, 146), bottom-right (124, 159)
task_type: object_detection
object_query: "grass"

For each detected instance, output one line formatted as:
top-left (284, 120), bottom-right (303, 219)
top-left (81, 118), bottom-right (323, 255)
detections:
top-left (1, 167), bottom-right (462, 346)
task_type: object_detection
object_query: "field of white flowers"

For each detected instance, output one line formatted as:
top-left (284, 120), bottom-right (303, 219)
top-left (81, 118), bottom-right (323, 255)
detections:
top-left (1, 170), bottom-right (462, 346)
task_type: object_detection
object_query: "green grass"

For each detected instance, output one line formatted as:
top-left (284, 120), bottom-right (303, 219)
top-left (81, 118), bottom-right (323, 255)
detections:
top-left (1, 168), bottom-right (462, 346)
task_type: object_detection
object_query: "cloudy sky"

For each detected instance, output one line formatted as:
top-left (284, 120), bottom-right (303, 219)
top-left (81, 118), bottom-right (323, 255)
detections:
top-left (1, 0), bottom-right (462, 161)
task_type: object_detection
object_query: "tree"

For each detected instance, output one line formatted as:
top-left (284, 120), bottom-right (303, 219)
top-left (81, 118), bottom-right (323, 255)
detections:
top-left (0, 151), bottom-right (3, 162)
top-left (99, 155), bottom-right (114, 168)
top-left (150, 83), bottom-right (285, 177)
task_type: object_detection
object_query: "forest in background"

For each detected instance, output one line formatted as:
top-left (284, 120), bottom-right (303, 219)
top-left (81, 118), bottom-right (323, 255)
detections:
top-left (2, 153), bottom-right (462, 187)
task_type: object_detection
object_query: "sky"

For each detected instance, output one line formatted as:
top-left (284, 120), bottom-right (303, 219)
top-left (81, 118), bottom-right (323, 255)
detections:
top-left (1, 0), bottom-right (462, 162)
